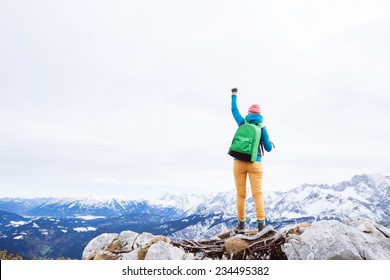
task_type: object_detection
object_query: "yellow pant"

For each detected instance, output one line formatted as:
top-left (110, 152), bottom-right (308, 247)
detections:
top-left (233, 160), bottom-right (265, 221)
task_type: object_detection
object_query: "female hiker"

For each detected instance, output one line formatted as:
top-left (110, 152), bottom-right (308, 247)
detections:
top-left (229, 87), bottom-right (273, 233)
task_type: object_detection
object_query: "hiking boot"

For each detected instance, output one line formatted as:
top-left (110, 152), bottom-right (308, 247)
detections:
top-left (234, 220), bottom-right (245, 234)
top-left (257, 221), bottom-right (265, 232)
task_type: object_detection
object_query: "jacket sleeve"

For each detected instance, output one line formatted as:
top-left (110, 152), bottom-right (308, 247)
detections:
top-left (261, 127), bottom-right (273, 152)
top-left (231, 95), bottom-right (244, 126)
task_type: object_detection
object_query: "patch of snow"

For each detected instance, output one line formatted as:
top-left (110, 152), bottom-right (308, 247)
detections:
top-left (75, 215), bottom-right (106, 220)
top-left (9, 221), bottom-right (29, 227)
top-left (303, 199), bottom-right (333, 213)
top-left (39, 229), bottom-right (49, 235)
top-left (280, 211), bottom-right (303, 219)
top-left (14, 235), bottom-right (23, 240)
top-left (73, 227), bottom-right (97, 232)
top-left (342, 187), bottom-right (370, 203)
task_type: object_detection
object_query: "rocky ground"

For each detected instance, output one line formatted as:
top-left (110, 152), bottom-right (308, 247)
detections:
top-left (82, 217), bottom-right (390, 260)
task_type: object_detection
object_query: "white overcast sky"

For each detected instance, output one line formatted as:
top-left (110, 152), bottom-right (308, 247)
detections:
top-left (0, 0), bottom-right (389, 199)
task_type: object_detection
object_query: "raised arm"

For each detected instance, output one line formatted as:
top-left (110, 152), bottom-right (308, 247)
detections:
top-left (231, 88), bottom-right (244, 126)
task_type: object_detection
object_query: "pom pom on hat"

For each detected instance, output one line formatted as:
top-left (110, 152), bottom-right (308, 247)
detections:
top-left (248, 104), bottom-right (261, 115)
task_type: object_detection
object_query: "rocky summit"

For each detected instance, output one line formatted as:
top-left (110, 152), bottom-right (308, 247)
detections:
top-left (282, 217), bottom-right (390, 260)
top-left (82, 217), bottom-right (390, 260)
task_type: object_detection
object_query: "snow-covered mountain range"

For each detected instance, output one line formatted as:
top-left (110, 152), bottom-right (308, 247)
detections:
top-left (0, 173), bottom-right (388, 259)
top-left (2, 173), bottom-right (388, 221)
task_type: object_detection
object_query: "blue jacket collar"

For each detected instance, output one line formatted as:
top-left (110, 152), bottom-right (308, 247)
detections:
top-left (245, 114), bottom-right (263, 124)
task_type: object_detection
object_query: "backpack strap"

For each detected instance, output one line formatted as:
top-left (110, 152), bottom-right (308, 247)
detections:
top-left (258, 125), bottom-right (265, 157)
top-left (244, 119), bottom-right (264, 128)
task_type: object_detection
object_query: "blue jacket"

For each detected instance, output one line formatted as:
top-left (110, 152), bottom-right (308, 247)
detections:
top-left (231, 95), bottom-right (273, 162)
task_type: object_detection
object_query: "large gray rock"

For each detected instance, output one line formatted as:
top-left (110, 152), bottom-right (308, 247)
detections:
top-left (144, 241), bottom-right (185, 260)
top-left (283, 218), bottom-right (390, 260)
top-left (117, 230), bottom-right (139, 251)
top-left (122, 248), bottom-right (140, 260)
top-left (344, 217), bottom-right (390, 238)
top-left (134, 232), bottom-right (155, 249)
top-left (83, 230), bottom-right (183, 260)
top-left (82, 233), bottom-right (118, 260)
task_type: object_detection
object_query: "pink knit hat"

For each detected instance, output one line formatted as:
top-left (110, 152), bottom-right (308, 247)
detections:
top-left (248, 104), bottom-right (261, 115)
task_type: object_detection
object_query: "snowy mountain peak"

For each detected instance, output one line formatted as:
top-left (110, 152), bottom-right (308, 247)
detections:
top-left (40, 196), bottom-right (126, 207)
top-left (266, 173), bottom-right (389, 223)
top-left (336, 173), bottom-right (388, 189)
top-left (151, 192), bottom-right (207, 213)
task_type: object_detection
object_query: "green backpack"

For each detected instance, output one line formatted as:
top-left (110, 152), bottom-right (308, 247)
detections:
top-left (228, 119), bottom-right (263, 162)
